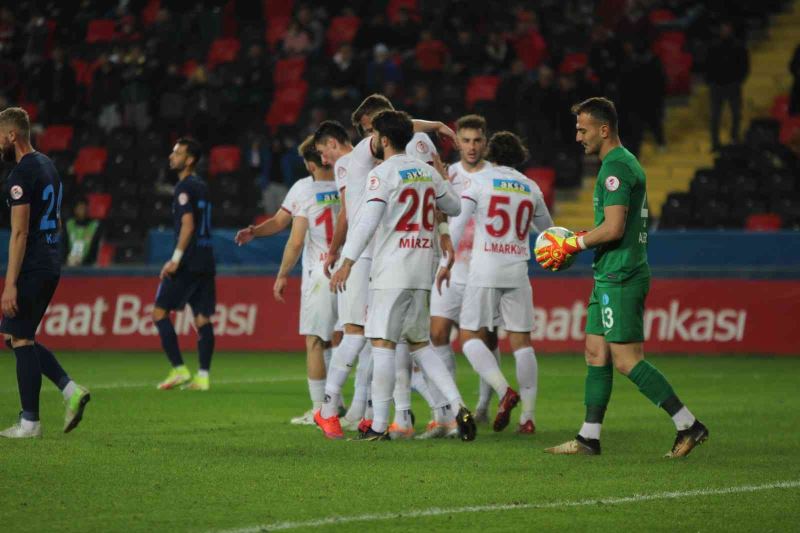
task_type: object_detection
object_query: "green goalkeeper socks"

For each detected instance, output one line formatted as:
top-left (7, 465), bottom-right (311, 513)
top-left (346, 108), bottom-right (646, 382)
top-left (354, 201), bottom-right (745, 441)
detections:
top-left (627, 360), bottom-right (684, 416)
top-left (584, 364), bottom-right (613, 423)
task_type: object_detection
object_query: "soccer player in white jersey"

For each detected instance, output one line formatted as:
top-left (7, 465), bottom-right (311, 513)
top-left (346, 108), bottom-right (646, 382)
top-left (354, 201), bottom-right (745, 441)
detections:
top-left (438, 131), bottom-right (553, 434)
top-left (326, 110), bottom-right (475, 441)
top-left (266, 136), bottom-right (341, 425)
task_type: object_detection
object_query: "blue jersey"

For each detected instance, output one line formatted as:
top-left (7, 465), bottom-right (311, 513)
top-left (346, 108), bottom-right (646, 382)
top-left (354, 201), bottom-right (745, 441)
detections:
top-left (4, 152), bottom-right (62, 275)
top-left (173, 174), bottom-right (215, 274)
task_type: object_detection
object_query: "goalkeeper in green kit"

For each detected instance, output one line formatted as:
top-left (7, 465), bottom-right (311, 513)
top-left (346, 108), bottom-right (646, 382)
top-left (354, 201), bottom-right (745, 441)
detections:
top-left (536, 97), bottom-right (708, 458)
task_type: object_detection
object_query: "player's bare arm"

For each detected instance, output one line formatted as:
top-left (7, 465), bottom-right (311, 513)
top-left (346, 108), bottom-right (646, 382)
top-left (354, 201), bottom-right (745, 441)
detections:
top-left (582, 205), bottom-right (627, 248)
top-left (274, 216), bottom-right (308, 303)
top-left (323, 189), bottom-right (348, 278)
top-left (160, 212), bottom-right (193, 280)
top-left (412, 119), bottom-right (457, 144)
top-left (234, 209), bottom-right (292, 245)
top-left (1, 204), bottom-right (30, 318)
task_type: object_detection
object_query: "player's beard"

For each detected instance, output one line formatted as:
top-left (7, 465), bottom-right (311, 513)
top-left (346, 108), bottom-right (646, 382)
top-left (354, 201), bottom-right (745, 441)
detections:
top-left (1, 143), bottom-right (15, 162)
top-left (373, 142), bottom-right (385, 160)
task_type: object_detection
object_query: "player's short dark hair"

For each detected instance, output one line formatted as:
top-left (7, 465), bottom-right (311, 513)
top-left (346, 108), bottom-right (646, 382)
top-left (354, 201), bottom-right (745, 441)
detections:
top-left (298, 135), bottom-right (324, 167)
top-left (0, 107), bottom-right (31, 140)
top-left (486, 131), bottom-right (529, 168)
top-left (455, 114), bottom-right (487, 134)
top-left (372, 110), bottom-right (413, 152)
top-left (313, 120), bottom-right (350, 146)
top-left (175, 136), bottom-right (202, 164)
top-left (571, 96), bottom-right (618, 133)
top-left (351, 94), bottom-right (394, 134)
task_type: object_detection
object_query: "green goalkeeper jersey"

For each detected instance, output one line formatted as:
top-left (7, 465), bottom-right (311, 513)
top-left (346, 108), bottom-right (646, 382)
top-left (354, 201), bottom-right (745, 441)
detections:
top-left (591, 146), bottom-right (650, 284)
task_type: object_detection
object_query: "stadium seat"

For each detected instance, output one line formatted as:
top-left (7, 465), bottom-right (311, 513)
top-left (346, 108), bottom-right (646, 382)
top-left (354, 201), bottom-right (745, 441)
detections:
top-left (262, 0), bottom-right (294, 19)
top-left (524, 167), bottom-right (556, 209)
top-left (74, 147), bottom-right (108, 181)
top-left (779, 116), bottom-right (800, 145)
top-left (209, 146), bottom-right (242, 176)
top-left (86, 19), bottom-right (117, 43)
top-left (112, 178), bottom-right (139, 199)
top-left (150, 198), bottom-right (174, 227)
top-left (274, 57), bottom-right (306, 87)
top-left (86, 192), bottom-right (113, 220)
top-left (559, 53), bottom-right (588, 75)
top-left (728, 196), bottom-right (767, 226)
top-left (265, 16), bottom-right (290, 50)
top-left (659, 192), bottom-right (693, 230)
top-left (387, 0), bottom-right (419, 23)
top-left (692, 198), bottom-right (730, 229)
top-left (107, 127), bottom-right (137, 154)
top-left (265, 80), bottom-right (309, 132)
top-left (745, 118), bottom-right (781, 146)
top-left (770, 94), bottom-right (790, 120)
top-left (465, 75), bottom-right (500, 110)
top-left (111, 197), bottom-right (141, 222)
top-left (326, 16), bottom-right (361, 55)
top-left (648, 8), bottom-right (676, 25)
top-left (106, 151), bottom-right (137, 180)
top-left (745, 213), bottom-right (782, 231)
top-left (38, 125), bottom-right (74, 153)
top-left (207, 38), bottom-right (241, 69)
top-left (96, 242), bottom-right (115, 267)
top-left (652, 31), bottom-right (686, 58)
top-left (660, 51), bottom-right (692, 95)
top-left (210, 172), bottom-right (243, 199)
top-left (113, 242), bottom-right (146, 264)
top-left (81, 173), bottom-right (108, 193)
top-left (552, 148), bottom-right (583, 188)
top-left (19, 102), bottom-right (39, 123)
top-left (141, 0), bottom-right (161, 27)
top-left (690, 169), bottom-right (721, 202)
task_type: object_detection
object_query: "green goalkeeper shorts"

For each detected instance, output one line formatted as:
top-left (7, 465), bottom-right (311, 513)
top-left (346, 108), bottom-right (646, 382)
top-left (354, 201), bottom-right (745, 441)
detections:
top-left (585, 278), bottom-right (650, 343)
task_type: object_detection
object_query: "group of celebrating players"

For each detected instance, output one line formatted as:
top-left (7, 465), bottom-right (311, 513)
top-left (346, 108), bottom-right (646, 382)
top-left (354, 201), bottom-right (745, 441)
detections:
top-left (0, 92), bottom-right (708, 457)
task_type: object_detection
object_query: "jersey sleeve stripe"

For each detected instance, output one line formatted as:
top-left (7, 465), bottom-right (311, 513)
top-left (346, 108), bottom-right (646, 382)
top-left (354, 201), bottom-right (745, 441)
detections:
top-left (367, 198), bottom-right (387, 204)
top-left (280, 206), bottom-right (292, 215)
top-left (462, 195), bottom-right (477, 204)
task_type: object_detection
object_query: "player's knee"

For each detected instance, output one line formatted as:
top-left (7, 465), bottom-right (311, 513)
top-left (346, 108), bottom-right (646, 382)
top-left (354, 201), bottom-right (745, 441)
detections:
top-left (430, 327), bottom-right (450, 346)
top-left (612, 357), bottom-right (636, 376)
top-left (152, 307), bottom-right (167, 322)
top-left (584, 344), bottom-right (607, 366)
top-left (194, 315), bottom-right (210, 329)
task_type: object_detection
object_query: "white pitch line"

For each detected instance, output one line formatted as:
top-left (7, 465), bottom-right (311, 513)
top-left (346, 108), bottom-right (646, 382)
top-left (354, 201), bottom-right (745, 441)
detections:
top-left (0, 375), bottom-right (305, 393)
top-left (216, 480), bottom-right (800, 533)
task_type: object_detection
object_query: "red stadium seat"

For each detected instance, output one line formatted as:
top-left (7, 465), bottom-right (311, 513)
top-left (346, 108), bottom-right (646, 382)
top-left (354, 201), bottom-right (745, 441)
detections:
top-left (660, 51), bottom-right (692, 95)
top-left (779, 116), bottom-right (800, 145)
top-left (513, 29), bottom-right (547, 70)
top-left (525, 167), bottom-right (556, 209)
top-left (97, 242), bottom-right (115, 267)
top-left (207, 38), bottom-right (241, 69)
top-left (86, 19), bottom-right (117, 43)
top-left (265, 80), bottom-right (309, 132)
top-left (652, 31), bottom-right (686, 57)
top-left (74, 147), bottom-right (108, 181)
top-left (559, 53), bottom-right (588, 75)
top-left (38, 125), bottom-right (74, 153)
top-left (141, 0), bottom-right (161, 27)
top-left (209, 146), bottom-right (242, 176)
top-left (87, 192), bottom-right (113, 220)
top-left (745, 214), bottom-right (782, 232)
top-left (649, 8), bottom-right (676, 25)
top-left (274, 57), bottom-right (306, 87)
top-left (387, 0), bottom-right (419, 23)
top-left (265, 16), bottom-right (290, 50)
top-left (465, 76), bottom-right (500, 109)
top-left (19, 102), bottom-right (39, 124)
top-left (326, 16), bottom-right (360, 55)
top-left (262, 0), bottom-right (294, 19)
top-left (771, 94), bottom-right (790, 120)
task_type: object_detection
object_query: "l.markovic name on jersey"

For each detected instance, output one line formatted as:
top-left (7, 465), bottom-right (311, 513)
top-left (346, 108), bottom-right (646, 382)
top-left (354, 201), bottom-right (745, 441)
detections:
top-left (399, 168), bottom-right (433, 183)
top-left (399, 236), bottom-right (433, 249)
top-left (484, 240), bottom-right (528, 255)
top-left (492, 178), bottom-right (530, 194)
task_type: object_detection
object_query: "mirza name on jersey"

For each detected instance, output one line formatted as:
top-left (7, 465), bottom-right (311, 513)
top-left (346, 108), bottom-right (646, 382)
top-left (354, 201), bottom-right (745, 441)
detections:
top-left (399, 236), bottom-right (433, 249)
top-left (492, 178), bottom-right (531, 194)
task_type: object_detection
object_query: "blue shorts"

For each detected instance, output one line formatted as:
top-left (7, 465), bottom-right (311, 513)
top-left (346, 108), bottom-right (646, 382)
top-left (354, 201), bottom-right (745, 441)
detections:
top-left (0, 271), bottom-right (60, 340)
top-left (155, 271), bottom-right (216, 317)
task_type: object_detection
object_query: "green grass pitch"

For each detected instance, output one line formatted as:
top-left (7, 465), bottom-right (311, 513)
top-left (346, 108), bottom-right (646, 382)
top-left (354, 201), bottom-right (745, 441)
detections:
top-left (1, 352), bottom-right (799, 532)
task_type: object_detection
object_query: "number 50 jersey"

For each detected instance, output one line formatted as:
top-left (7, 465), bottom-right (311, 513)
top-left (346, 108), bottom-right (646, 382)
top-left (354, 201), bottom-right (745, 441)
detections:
top-left (461, 165), bottom-right (552, 289)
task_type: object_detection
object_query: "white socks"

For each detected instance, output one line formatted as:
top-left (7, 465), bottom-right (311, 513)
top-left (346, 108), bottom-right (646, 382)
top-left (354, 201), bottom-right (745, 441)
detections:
top-left (62, 380), bottom-right (77, 401)
top-left (463, 338), bottom-right (509, 397)
top-left (322, 334), bottom-right (366, 418)
top-left (513, 347), bottom-right (538, 424)
top-left (411, 345), bottom-right (463, 408)
top-left (323, 347), bottom-right (332, 371)
top-left (393, 343), bottom-right (412, 413)
top-left (307, 378), bottom-right (326, 410)
top-left (579, 422), bottom-right (602, 440)
top-left (370, 347), bottom-right (395, 433)
top-left (476, 348), bottom-right (501, 411)
top-left (672, 406), bottom-right (696, 431)
top-left (20, 418), bottom-right (40, 431)
top-left (197, 369), bottom-right (209, 379)
top-left (431, 343), bottom-right (456, 379)
top-left (344, 342), bottom-right (372, 421)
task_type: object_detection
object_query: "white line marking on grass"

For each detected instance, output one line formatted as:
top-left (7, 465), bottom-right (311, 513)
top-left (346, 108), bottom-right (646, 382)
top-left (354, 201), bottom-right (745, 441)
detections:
top-left (216, 480), bottom-right (800, 533)
top-left (0, 376), bottom-right (305, 393)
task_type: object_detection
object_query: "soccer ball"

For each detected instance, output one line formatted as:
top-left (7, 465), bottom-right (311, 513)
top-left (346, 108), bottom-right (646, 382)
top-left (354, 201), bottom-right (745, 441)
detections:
top-left (534, 227), bottom-right (577, 272)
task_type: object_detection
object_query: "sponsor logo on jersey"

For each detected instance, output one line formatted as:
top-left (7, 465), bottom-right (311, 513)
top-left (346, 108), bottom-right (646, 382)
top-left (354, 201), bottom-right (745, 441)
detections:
top-left (368, 176), bottom-right (380, 190)
top-left (399, 168), bottom-right (433, 183)
top-left (493, 179), bottom-right (530, 194)
top-left (416, 140), bottom-right (429, 154)
top-left (605, 176), bottom-right (620, 192)
top-left (178, 192), bottom-right (189, 205)
top-left (10, 185), bottom-right (23, 200)
top-left (315, 191), bottom-right (340, 205)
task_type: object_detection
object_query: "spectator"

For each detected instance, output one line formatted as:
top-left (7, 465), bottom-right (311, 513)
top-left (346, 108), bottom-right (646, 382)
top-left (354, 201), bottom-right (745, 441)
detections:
top-left (355, 13), bottom-right (392, 51)
top-left (588, 25), bottom-right (624, 98)
top-left (63, 198), bottom-right (102, 267)
top-left (405, 82), bottom-right (435, 119)
top-left (243, 132), bottom-right (280, 215)
top-left (40, 45), bottom-right (77, 123)
top-left (329, 43), bottom-right (361, 103)
top-left (448, 29), bottom-right (482, 81)
top-left (295, 4), bottom-right (324, 54)
top-left (365, 43), bottom-right (402, 92)
top-left (789, 43), bottom-right (800, 116)
top-left (414, 28), bottom-right (449, 76)
top-left (511, 9), bottom-right (547, 71)
top-left (496, 58), bottom-right (529, 132)
top-left (519, 63), bottom-right (559, 163)
top-left (388, 8), bottom-right (419, 50)
top-left (618, 39), bottom-right (667, 155)
top-left (705, 20), bottom-right (749, 151)
top-left (282, 19), bottom-right (312, 57)
top-left (484, 30), bottom-right (513, 73)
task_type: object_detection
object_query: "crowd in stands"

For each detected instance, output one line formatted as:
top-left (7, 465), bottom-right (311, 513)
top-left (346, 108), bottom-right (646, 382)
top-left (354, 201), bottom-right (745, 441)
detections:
top-left (0, 0), bottom-right (798, 264)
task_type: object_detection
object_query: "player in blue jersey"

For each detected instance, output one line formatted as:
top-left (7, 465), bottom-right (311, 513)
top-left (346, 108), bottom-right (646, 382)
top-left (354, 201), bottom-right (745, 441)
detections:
top-left (0, 108), bottom-right (90, 438)
top-left (153, 137), bottom-right (217, 391)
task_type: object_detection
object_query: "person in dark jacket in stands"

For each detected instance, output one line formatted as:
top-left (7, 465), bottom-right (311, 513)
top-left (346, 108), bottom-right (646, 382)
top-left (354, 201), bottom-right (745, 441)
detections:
top-left (705, 20), bottom-right (749, 151)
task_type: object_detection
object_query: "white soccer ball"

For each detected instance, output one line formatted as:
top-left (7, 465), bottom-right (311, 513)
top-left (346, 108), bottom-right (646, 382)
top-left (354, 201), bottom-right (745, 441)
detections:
top-left (534, 226), bottom-right (577, 271)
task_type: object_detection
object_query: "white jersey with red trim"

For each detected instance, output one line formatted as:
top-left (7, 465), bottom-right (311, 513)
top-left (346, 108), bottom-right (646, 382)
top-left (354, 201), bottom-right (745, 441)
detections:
top-left (447, 160), bottom-right (492, 284)
top-left (462, 165), bottom-right (549, 288)
top-left (281, 177), bottom-right (341, 273)
top-left (365, 154), bottom-right (452, 289)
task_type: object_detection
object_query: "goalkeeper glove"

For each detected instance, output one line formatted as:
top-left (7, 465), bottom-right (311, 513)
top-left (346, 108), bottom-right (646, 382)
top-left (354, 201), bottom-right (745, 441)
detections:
top-left (535, 231), bottom-right (587, 271)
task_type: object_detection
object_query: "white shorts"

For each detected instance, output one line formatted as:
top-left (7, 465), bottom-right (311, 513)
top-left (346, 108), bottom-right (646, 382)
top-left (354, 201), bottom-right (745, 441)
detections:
top-left (429, 280), bottom-right (465, 322)
top-left (337, 258), bottom-right (371, 327)
top-left (459, 285), bottom-right (533, 333)
top-left (299, 268), bottom-right (338, 341)
top-left (365, 289), bottom-right (431, 344)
